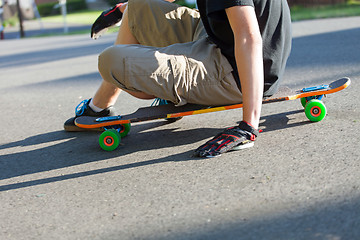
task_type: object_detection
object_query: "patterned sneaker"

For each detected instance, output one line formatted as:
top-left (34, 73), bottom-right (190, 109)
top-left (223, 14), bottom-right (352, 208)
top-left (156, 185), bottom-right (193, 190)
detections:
top-left (151, 98), bottom-right (183, 122)
top-left (64, 99), bottom-right (116, 132)
top-left (151, 98), bottom-right (169, 106)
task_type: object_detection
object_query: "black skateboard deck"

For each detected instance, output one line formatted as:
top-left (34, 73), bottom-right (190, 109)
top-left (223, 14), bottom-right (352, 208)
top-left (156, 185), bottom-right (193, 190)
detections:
top-left (76, 77), bottom-right (350, 128)
top-left (75, 77), bottom-right (351, 151)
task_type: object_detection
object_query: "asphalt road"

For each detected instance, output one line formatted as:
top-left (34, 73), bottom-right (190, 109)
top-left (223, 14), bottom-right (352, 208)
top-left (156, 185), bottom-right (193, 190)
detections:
top-left (3, 19), bottom-right (91, 40)
top-left (1, 17), bottom-right (359, 240)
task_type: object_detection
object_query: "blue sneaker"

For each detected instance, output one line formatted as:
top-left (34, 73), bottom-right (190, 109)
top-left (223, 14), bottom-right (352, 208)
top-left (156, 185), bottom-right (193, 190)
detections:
top-left (151, 98), bottom-right (182, 122)
top-left (64, 99), bottom-right (116, 132)
top-left (151, 98), bottom-right (169, 106)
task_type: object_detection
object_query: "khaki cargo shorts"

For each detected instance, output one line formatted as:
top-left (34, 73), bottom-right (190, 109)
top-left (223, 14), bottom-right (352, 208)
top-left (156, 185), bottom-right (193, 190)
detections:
top-left (98, 0), bottom-right (243, 106)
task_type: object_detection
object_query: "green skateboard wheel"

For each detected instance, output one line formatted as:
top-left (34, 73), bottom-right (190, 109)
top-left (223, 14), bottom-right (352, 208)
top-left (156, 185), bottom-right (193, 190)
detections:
top-left (99, 129), bottom-right (121, 151)
top-left (305, 99), bottom-right (327, 122)
top-left (300, 97), bottom-right (308, 108)
top-left (118, 123), bottom-right (131, 138)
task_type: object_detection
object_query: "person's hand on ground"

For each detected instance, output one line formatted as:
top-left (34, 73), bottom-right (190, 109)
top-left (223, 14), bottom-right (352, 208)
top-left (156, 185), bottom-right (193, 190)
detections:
top-left (194, 121), bottom-right (260, 158)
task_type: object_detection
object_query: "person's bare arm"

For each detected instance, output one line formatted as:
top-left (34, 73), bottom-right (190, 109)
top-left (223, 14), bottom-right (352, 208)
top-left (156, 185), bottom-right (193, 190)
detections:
top-left (225, 6), bottom-right (263, 129)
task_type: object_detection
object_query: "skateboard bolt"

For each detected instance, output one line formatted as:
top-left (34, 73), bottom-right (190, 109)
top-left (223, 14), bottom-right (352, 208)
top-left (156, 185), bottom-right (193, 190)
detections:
top-left (313, 108), bottom-right (319, 114)
top-left (105, 137), bottom-right (113, 145)
top-left (310, 106), bottom-right (322, 118)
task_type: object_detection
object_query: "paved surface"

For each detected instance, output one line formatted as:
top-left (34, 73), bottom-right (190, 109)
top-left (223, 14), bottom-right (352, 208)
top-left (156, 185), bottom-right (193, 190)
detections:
top-left (1, 17), bottom-right (359, 240)
top-left (2, 19), bottom-right (91, 39)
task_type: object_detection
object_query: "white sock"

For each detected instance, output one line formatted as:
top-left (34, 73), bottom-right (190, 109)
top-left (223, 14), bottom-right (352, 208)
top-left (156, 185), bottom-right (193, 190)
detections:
top-left (89, 99), bottom-right (104, 113)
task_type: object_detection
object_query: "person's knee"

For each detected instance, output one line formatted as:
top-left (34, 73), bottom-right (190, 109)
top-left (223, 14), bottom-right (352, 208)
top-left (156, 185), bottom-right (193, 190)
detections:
top-left (98, 46), bottom-right (125, 84)
top-left (98, 46), bottom-right (156, 100)
top-left (99, 46), bottom-right (114, 73)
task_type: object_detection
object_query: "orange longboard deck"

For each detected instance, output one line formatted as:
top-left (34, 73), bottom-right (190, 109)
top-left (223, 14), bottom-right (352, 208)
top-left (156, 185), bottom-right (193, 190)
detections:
top-left (75, 77), bottom-right (350, 129)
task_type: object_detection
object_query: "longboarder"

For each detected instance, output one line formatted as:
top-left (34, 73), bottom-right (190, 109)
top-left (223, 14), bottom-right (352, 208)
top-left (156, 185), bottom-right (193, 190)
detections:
top-left (64, 0), bottom-right (292, 157)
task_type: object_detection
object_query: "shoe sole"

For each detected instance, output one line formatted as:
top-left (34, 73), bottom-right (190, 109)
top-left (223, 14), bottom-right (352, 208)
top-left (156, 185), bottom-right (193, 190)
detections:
top-left (64, 125), bottom-right (103, 132)
top-left (204, 141), bottom-right (255, 158)
top-left (231, 141), bottom-right (255, 151)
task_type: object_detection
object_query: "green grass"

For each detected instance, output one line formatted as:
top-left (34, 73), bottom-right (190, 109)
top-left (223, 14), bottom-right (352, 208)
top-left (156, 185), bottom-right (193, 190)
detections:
top-left (291, 1), bottom-right (360, 21)
top-left (41, 10), bottom-right (102, 25)
top-left (31, 10), bottom-right (120, 38)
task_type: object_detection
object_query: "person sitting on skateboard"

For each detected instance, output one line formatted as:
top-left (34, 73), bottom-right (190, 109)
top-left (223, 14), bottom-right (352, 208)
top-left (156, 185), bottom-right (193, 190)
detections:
top-left (64, 0), bottom-right (292, 157)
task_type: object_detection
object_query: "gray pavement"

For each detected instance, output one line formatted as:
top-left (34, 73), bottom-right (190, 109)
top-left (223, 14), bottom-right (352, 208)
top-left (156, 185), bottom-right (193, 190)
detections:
top-left (1, 17), bottom-right (360, 240)
top-left (2, 19), bottom-right (91, 39)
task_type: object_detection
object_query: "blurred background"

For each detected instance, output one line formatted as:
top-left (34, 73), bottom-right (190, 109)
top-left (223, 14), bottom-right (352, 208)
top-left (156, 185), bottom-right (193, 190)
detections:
top-left (1, 0), bottom-right (359, 39)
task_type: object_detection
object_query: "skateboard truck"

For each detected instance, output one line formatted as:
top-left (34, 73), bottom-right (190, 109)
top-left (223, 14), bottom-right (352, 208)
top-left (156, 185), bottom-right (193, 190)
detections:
top-left (301, 84), bottom-right (329, 103)
top-left (301, 84), bottom-right (329, 93)
top-left (96, 115), bottom-right (122, 122)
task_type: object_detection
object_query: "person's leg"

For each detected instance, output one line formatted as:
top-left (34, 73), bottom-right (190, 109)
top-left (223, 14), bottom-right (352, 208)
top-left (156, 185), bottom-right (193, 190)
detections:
top-left (91, 6), bottom-right (156, 110)
top-left (98, 36), bottom-right (242, 107)
top-left (93, 0), bottom-right (204, 109)
top-left (64, 0), bottom-right (202, 131)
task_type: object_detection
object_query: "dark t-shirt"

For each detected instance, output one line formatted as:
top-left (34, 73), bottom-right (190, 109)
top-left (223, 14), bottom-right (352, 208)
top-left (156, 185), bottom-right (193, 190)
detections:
top-left (197, 0), bottom-right (292, 96)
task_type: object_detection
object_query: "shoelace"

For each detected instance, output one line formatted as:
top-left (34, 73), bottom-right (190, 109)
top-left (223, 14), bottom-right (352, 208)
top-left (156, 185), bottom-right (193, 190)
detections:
top-left (151, 98), bottom-right (168, 106)
top-left (75, 99), bottom-right (90, 116)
